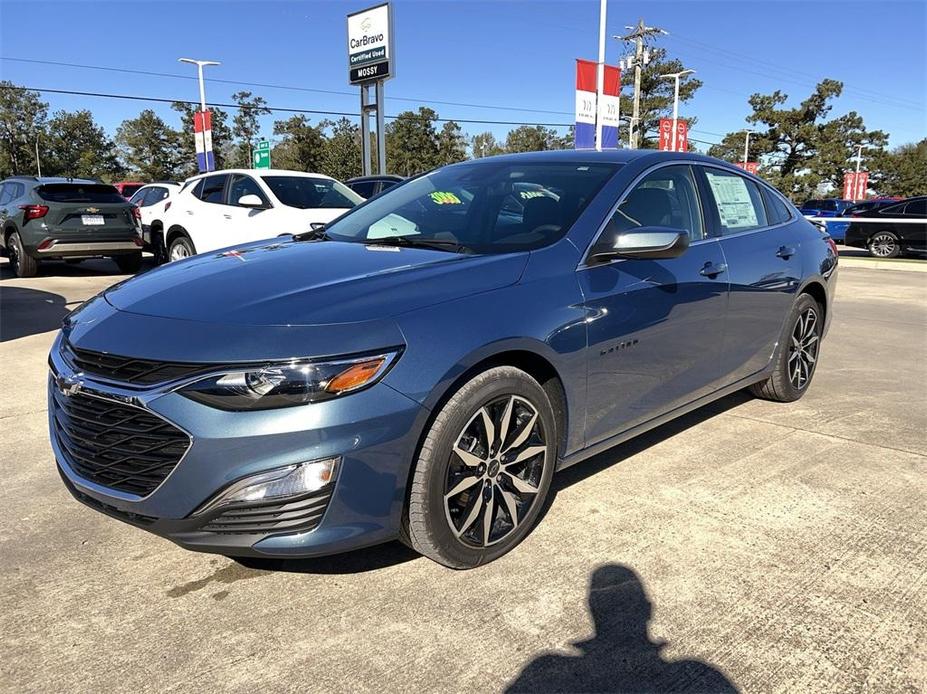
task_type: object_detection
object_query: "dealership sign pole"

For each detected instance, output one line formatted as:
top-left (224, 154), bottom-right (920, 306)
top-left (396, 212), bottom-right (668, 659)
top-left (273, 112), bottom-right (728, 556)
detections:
top-left (179, 58), bottom-right (220, 173)
top-left (574, 60), bottom-right (621, 150)
top-left (348, 3), bottom-right (393, 177)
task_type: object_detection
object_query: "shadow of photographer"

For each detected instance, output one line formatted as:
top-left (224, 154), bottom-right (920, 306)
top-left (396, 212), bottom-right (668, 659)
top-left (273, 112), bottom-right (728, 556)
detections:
top-left (507, 564), bottom-right (737, 693)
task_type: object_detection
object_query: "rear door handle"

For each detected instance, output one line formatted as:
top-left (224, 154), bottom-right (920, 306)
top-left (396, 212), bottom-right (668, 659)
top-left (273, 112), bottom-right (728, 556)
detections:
top-left (223, 214), bottom-right (232, 219)
top-left (777, 245), bottom-right (796, 259)
top-left (699, 262), bottom-right (727, 278)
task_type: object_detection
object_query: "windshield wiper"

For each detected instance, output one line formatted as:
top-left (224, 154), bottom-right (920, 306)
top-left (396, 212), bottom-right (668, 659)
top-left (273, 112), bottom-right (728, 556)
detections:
top-left (364, 236), bottom-right (471, 253)
top-left (293, 224), bottom-right (330, 242)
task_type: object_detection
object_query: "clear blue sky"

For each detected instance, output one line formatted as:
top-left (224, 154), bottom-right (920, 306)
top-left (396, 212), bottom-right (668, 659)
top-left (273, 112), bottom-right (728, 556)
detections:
top-left (1, 0), bottom-right (924, 154)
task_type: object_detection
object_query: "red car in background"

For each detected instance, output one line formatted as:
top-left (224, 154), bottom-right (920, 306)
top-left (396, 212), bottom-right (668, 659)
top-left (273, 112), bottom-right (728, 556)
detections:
top-left (112, 181), bottom-right (145, 199)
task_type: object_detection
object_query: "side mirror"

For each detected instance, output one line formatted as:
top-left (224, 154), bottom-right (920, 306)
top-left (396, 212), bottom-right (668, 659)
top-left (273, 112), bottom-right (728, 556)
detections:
top-left (589, 224), bottom-right (690, 263)
top-left (238, 194), bottom-right (265, 208)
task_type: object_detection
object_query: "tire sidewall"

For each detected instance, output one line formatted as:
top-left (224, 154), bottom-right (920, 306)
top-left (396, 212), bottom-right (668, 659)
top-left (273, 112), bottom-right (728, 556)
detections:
top-left (412, 368), bottom-right (557, 568)
top-left (775, 294), bottom-right (822, 399)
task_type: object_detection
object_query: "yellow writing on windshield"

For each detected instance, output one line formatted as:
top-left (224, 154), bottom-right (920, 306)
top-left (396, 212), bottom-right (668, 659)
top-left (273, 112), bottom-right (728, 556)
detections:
top-left (430, 191), bottom-right (462, 205)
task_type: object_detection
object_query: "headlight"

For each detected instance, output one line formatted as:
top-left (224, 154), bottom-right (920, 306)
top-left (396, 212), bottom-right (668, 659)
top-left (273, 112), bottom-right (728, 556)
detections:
top-left (194, 457), bottom-right (339, 515)
top-left (180, 350), bottom-right (400, 410)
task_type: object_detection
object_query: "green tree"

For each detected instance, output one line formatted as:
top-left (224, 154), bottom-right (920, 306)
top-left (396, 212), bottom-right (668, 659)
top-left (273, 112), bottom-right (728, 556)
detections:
top-left (386, 108), bottom-right (440, 176)
top-left (171, 101), bottom-right (233, 175)
top-left (321, 117), bottom-right (362, 181)
top-left (622, 47), bottom-right (702, 148)
top-left (471, 131), bottom-right (504, 158)
top-left (43, 110), bottom-right (122, 180)
top-left (436, 121), bottom-right (468, 166)
top-left (869, 139), bottom-right (927, 198)
top-left (504, 125), bottom-right (561, 153)
top-left (0, 82), bottom-right (47, 177)
top-left (271, 115), bottom-right (326, 172)
top-left (115, 109), bottom-right (182, 180)
top-left (231, 91), bottom-right (271, 168)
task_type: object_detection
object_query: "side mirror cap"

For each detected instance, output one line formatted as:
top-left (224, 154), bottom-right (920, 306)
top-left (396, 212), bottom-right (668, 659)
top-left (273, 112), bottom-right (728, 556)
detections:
top-left (238, 194), bottom-right (265, 208)
top-left (589, 225), bottom-right (691, 263)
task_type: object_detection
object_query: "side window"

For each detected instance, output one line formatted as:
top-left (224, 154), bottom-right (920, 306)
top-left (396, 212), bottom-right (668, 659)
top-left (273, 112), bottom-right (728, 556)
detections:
top-left (903, 199), bottom-right (926, 216)
top-left (188, 178), bottom-right (206, 200)
top-left (703, 168), bottom-right (769, 234)
top-left (607, 165), bottom-right (705, 241)
top-left (197, 175), bottom-right (228, 204)
top-left (0, 183), bottom-right (12, 205)
top-left (350, 181), bottom-right (376, 199)
top-left (763, 187), bottom-right (793, 225)
top-left (12, 182), bottom-right (25, 200)
top-left (228, 175), bottom-right (269, 207)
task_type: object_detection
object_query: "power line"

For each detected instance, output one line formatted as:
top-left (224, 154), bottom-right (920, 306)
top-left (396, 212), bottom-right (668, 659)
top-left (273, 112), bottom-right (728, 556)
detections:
top-left (0, 56), bottom-right (575, 117)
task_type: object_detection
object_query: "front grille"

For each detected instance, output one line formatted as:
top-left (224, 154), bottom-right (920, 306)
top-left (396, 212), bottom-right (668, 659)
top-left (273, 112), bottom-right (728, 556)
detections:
top-left (200, 489), bottom-right (332, 536)
top-left (52, 388), bottom-right (191, 496)
top-left (63, 340), bottom-right (217, 386)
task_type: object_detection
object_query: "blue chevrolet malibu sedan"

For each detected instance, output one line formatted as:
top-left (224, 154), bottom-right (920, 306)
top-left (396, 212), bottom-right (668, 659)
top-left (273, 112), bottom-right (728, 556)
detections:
top-left (49, 151), bottom-right (837, 569)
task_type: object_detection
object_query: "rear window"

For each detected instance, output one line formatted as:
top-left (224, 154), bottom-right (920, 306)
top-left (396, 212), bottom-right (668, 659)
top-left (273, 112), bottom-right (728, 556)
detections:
top-left (36, 184), bottom-right (126, 204)
top-left (262, 176), bottom-right (362, 210)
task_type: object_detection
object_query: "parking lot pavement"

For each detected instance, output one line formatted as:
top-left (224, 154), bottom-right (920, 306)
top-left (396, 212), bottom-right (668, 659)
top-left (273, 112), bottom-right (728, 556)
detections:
top-left (1, 257), bottom-right (925, 694)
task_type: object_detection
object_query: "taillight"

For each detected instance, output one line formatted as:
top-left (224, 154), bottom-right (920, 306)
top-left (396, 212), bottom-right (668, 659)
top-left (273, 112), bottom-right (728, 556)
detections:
top-left (19, 204), bottom-right (49, 221)
top-left (131, 206), bottom-right (142, 221)
top-left (826, 237), bottom-right (839, 257)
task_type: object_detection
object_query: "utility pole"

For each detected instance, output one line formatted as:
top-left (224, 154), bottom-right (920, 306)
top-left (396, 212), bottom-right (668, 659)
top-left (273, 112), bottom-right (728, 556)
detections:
top-left (742, 128), bottom-right (754, 165)
top-left (661, 69), bottom-right (694, 151)
top-left (616, 19), bottom-right (667, 149)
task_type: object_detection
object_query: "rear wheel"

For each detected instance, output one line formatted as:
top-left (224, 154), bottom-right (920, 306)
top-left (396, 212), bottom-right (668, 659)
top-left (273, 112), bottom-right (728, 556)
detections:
top-left (868, 231), bottom-right (900, 258)
top-left (113, 252), bottom-right (142, 274)
top-left (750, 293), bottom-right (822, 402)
top-left (404, 366), bottom-right (556, 569)
top-left (8, 231), bottom-right (38, 277)
top-left (168, 235), bottom-right (196, 262)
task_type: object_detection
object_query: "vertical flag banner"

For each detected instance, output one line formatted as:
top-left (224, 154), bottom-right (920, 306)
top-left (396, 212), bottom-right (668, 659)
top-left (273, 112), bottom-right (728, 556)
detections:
top-left (598, 65), bottom-right (621, 149)
top-left (194, 110), bottom-right (214, 173)
top-left (675, 120), bottom-right (688, 152)
top-left (843, 172), bottom-right (868, 200)
top-left (855, 171), bottom-right (869, 200)
top-left (658, 118), bottom-right (673, 151)
top-left (575, 59), bottom-right (597, 149)
top-left (843, 172), bottom-right (855, 200)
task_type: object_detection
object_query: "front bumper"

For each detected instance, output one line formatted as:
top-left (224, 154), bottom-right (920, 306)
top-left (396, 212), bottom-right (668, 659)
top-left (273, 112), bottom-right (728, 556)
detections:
top-left (48, 333), bottom-right (427, 558)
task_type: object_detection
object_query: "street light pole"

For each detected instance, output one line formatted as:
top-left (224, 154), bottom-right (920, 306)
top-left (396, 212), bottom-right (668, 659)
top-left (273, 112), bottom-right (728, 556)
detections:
top-left (742, 128), bottom-right (754, 165)
top-left (855, 144), bottom-right (864, 175)
top-left (661, 69), bottom-right (694, 151)
top-left (178, 57), bottom-right (220, 112)
top-left (594, 0), bottom-right (607, 151)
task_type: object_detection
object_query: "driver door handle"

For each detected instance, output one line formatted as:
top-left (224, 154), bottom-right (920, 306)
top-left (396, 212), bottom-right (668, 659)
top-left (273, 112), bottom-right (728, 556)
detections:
top-left (777, 245), bottom-right (796, 259)
top-left (699, 262), bottom-right (727, 278)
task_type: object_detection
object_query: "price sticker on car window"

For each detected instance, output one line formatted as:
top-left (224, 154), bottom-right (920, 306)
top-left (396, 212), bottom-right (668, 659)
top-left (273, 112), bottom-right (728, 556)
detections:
top-left (429, 191), bottom-right (462, 205)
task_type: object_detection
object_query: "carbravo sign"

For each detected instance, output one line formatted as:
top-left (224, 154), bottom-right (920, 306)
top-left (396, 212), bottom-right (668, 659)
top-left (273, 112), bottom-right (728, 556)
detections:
top-left (347, 3), bottom-right (392, 84)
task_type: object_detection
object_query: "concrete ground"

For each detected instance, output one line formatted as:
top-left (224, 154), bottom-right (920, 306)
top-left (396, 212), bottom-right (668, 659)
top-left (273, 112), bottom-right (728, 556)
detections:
top-left (1, 255), bottom-right (925, 693)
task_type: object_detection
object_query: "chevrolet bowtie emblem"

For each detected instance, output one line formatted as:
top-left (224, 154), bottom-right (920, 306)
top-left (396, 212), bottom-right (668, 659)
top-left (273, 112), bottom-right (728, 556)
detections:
top-left (56, 373), bottom-right (83, 397)
top-left (85, 207), bottom-right (100, 214)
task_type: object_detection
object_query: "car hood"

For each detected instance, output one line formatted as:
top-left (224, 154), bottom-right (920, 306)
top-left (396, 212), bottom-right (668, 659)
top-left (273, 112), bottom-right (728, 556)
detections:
top-left (104, 239), bottom-right (528, 326)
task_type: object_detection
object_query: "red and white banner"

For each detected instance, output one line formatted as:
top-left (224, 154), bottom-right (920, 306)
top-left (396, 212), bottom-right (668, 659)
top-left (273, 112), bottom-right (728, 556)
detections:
top-left (735, 162), bottom-right (759, 175)
top-left (193, 110), bottom-right (214, 173)
top-left (843, 171), bottom-right (869, 201)
top-left (574, 59), bottom-right (621, 150)
top-left (658, 118), bottom-right (688, 152)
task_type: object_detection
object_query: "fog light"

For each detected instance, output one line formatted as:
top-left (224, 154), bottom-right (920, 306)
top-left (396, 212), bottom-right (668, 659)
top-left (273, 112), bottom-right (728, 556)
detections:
top-left (194, 457), bottom-right (339, 515)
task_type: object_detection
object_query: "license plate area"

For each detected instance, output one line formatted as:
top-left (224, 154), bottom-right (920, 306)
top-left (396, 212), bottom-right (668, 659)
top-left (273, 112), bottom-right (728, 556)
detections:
top-left (81, 215), bottom-right (105, 226)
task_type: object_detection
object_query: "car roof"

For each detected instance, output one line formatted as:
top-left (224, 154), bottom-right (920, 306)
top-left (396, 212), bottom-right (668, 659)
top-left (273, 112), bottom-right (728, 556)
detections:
top-left (185, 169), bottom-right (335, 180)
top-left (7, 176), bottom-right (101, 185)
top-left (347, 175), bottom-right (404, 183)
top-left (440, 149), bottom-right (757, 171)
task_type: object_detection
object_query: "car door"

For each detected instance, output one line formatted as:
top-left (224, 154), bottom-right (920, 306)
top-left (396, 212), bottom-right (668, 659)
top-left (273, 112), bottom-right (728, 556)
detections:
top-left (898, 198), bottom-right (926, 252)
top-left (577, 163), bottom-right (729, 445)
top-left (220, 174), bottom-right (277, 246)
top-left (186, 174), bottom-right (230, 253)
top-left (699, 165), bottom-right (802, 384)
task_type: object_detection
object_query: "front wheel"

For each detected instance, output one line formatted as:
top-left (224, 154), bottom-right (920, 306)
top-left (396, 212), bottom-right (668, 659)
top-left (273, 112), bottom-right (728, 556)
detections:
top-left (868, 231), bottom-right (901, 258)
top-left (750, 293), bottom-right (822, 402)
top-left (404, 366), bottom-right (557, 569)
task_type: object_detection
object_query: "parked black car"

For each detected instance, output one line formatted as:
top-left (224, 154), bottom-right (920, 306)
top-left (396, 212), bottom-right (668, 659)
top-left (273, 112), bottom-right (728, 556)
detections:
top-left (844, 196), bottom-right (927, 258)
top-left (0, 176), bottom-right (143, 277)
top-left (844, 198), bottom-right (902, 216)
top-left (345, 174), bottom-right (404, 199)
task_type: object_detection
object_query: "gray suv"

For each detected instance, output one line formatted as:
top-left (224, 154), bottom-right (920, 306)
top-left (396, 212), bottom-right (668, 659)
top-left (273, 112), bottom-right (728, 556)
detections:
top-left (0, 176), bottom-right (143, 277)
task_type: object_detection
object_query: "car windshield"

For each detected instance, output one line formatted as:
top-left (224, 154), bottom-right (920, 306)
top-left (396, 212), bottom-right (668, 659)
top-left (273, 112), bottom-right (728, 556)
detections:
top-left (36, 184), bottom-right (127, 204)
top-left (262, 176), bottom-right (362, 209)
top-left (324, 161), bottom-right (620, 254)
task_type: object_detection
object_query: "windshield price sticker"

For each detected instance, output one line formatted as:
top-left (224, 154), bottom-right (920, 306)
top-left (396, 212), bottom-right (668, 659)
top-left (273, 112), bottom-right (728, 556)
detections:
top-left (705, 172), bottom-right (758, 229)
top-left (430, 191), bottom-right (462, 205)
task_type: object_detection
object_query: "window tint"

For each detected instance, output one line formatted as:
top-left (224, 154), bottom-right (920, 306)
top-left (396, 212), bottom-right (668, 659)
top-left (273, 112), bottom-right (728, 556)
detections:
top-left (197, 175), bottom-right (228, 204)
top-left (763, 187), bottom-right (793, 225)
top-left (0, 184), bottom-right (12, 205)
top-left (228, 175), bottom-right (269, 207)
top-left (349, 181), bottom-right (377, 199)
top-left (262, 176), bottom-right (362, 210)
top-left (10, 182), bottom-right (25, 200)
top-left (703, 169), bottom-right (768, 234)
top-left (607, 165), bottom-right (705, 241)
top-left (325, 162), bottom-right (620, 253)
top-left (904, 199), bottom-right (926, 216)
top-left (380, 179), bottom-right (399, 191)
top-left (36, 184), bottom-right (126, 204)
top-left (128, 188), bottom-right (147, 206)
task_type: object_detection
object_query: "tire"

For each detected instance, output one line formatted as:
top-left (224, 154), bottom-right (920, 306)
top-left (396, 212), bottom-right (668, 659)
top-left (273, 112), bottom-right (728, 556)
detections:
top-left (750, 293), bottom-right (823, 403)
top-left (404, 366), bottom-right (557, 569)
top-left (8, 231), bottom-right (38, 277)
top-left (113, 252), bottom-right (142, 274)
top-left (168, 234), bottom-right (196, 262)
top-left (868, 231), bottom-right (901, 258)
